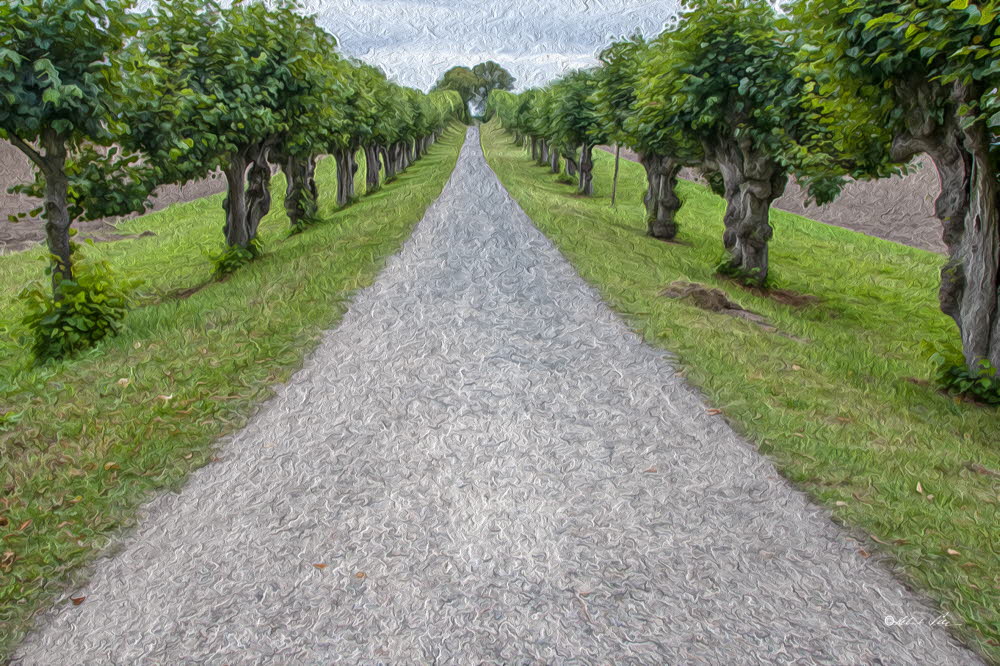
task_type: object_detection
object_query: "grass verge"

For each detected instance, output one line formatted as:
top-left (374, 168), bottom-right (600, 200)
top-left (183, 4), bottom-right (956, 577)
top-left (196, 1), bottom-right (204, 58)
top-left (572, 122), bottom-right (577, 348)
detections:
top-left (481, 121), bottom-right (999, 661)
top-left (0, 125), bottom-right (465, 656)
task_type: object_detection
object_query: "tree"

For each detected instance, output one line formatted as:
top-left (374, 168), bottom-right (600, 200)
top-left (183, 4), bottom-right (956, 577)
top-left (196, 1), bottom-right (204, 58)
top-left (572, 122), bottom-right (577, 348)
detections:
top-left (271, 25), bottom-right (349, 230)
top-left (636, 0), bottom-right (807, 284)
top-left (791, 0), bottom-right (1000, 376)
top-left (472, 61), bottom-right (515, 114)
top-left (596, 36), bottom-right (692, 238)
top-left (432, 66), bottom-right (478, 121)
top-left (549, 70), bottom-right (607, 195)
top-left (0, 0), bottom-right (154, 297)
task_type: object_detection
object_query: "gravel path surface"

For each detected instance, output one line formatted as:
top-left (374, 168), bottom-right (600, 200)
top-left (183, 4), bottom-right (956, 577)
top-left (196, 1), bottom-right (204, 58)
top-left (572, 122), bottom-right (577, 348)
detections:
top-left (15, 128), bottom-right (976, 665)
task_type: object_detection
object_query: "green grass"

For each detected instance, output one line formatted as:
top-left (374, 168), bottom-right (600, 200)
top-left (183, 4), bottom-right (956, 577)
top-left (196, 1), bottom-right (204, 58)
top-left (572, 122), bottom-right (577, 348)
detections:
top-left (0, 125), bottom-right (465, 657)
top-left (481, 121), bottom-right (1000, 661)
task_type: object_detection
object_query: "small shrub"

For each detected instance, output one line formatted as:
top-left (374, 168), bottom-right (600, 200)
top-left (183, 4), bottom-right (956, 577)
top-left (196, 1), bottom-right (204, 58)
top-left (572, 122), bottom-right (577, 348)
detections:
top-left (19, 254), bottom-right (139, 362)
top-left (930, 350), bottom-right (1000, 406)
top-left (210, 237), bottom-right (263, 276)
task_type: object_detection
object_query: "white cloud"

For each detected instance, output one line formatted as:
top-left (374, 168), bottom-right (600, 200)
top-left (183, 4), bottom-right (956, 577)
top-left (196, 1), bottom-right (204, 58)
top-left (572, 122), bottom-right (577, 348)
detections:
top-left (301, 0), bottom-right (682, 90)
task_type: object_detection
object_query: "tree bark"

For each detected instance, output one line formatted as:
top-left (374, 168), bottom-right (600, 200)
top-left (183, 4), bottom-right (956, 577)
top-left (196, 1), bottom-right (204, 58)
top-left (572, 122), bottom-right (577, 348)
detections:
top-left (365, 145), bottom-right (381, 193)
top-left (282, 153), bottom-right (318, 228)
top-left (550, 146), bottom-right (560, 174)
top-left (530, 137), bottom-right (539, 162)
top-left (565, 153), bottom-right (578, 177)
top-left (638, 154), bottom-right (683, 240)
top-left (539, 140), bottom-right (549, 166)
top-left (244, 142), bottom-right (272, 241)
top-left (11, 131), bottom-right (73, 295)
top-left (334, 148), bottom-right (356, 207)
top-left (36, 130), bottom-right (73, 294)
top-left (706, 138), bottom-right (786, 285)
top-left (222, 140), bottom-right (274, 248)
top-left (892, 81), bottom-right (1000, 373)
top-left (380, 145), bottom-right (396, 182)
top-left (223, 151), bottom-right (251, 248)
top-left (578, 144), bottom-right (594, 196)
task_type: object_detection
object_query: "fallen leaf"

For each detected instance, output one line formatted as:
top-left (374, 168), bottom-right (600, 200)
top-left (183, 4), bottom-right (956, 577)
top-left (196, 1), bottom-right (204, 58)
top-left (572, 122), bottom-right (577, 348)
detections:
top-left (925, 494), bottom-right (934, 501)
top-left (312, 563), bottom-right (327, 569)
top-left (1, 551), bottom-right (15, 569)
top-left (70, 595), bottom-right (86, 606)
top-left (916, 482), bottom-right (924, 495)
top-left (835, 501), bottom-right (848, 507)
top-left (706, 409), bottom-right (722, 416)
top-left (116, 378), bottom-right (130, 387)
top-left (946, 548), bottom-right (961, 556)
top-left (644, 467), bottom-right (657, 473)
top-left (103, 462), bottom-right (119, 471)
top-left (961, 562), bottom-right (977, 568)
top-left (157, 395), bottom-right (173, 401)
top-left (858, 549), bottom-right (871, 558)
top-left (791, 364), bottom-right (802, 371)
top-left (17, 520), bottom-right (31, 532)
top-left (133, 342), bottom-right (142, 349)
top-left (355, 572), bottom-right (366, 579)
top-left (871, 536), bottom-right (891, 545)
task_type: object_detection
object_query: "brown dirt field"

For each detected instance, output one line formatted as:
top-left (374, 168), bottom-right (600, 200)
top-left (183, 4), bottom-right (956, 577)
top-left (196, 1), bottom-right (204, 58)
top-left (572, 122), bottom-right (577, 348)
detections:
top-left (0, 140), bottom-right (227, 255)
top-left (599, 146), bottom-right (944, 254)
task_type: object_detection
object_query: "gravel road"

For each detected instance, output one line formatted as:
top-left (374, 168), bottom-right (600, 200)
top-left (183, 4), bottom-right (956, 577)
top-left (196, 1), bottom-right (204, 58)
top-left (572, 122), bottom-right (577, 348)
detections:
top-left (14, 128), bottom-right (977, 665)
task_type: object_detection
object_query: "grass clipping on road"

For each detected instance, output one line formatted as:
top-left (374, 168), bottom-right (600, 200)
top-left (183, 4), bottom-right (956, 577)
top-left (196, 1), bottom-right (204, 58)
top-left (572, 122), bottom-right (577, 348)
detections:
top-left (481, 122), bottom-right (1000, 660)
top-left (0, 125), bottom-right (465, 655)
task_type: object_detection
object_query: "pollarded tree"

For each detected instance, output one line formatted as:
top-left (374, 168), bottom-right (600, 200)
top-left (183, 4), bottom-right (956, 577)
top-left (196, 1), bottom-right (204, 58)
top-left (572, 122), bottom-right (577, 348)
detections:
top-left (0, 0), bottom-right (155, 296)
top-left (328, 59), bottom-right (378, 207)
top-left (792, 0), bottom-right (1000, 376)
top-left (637, 0), bottom-right (807, 284)
top-left (596, 35), bottom-right (699, 239)
top-left (271, 27), bottom-right (350, 229)
top-left (549, 70), bottom-right (608, 195)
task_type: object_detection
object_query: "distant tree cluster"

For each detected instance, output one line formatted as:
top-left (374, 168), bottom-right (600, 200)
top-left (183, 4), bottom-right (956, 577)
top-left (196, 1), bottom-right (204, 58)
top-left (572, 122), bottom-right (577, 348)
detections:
top-left (432, 61), bottom-right (515, 120)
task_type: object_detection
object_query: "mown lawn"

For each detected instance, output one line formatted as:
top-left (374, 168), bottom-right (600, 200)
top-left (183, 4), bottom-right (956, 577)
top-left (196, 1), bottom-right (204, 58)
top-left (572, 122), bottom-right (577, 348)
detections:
top-left (0, 125), bottom-right (465, 657)
top-left (481, 121), bottom-right (999, 661)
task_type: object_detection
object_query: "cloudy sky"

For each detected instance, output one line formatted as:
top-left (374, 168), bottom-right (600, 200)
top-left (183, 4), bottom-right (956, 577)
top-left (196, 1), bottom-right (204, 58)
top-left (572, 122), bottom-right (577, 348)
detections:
top-left (298, 0), bottom-right (682, 91)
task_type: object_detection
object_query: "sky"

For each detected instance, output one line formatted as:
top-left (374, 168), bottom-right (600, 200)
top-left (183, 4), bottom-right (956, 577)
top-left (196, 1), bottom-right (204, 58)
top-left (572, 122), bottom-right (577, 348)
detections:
top-left (298, 0), bottom-right (682, 92)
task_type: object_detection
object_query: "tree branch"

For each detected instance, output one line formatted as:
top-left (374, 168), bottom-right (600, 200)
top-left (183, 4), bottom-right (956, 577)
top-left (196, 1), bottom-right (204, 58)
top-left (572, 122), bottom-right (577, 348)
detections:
top-left (6, 133), bottom-right (48, 172)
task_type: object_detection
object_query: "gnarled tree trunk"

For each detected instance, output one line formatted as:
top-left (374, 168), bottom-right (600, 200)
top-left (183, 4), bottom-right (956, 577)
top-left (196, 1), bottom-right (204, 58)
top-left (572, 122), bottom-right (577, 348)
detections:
top-left (893, 81), bottom-right (1000, 374)
top-left (565, 153), bottom-right (578, 177)
top-left (365, 145), bottom-right (381, 193)
top-left (705, 138), bottom-right (786, 285)
top-left (334, 148), bottom-right (356, 207)
top-left (639, 153), bottom-right (683, 240)
top-left (281, 153), bottom-right (318, 229)
top-left (244, 143), bottom-right (272, 241)
top-left (578, 144), bottom-right (595, 196)
top-left (11, 130), bottom-right (72, 295)
top-left (380, 145), bottom-right (396, 182)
